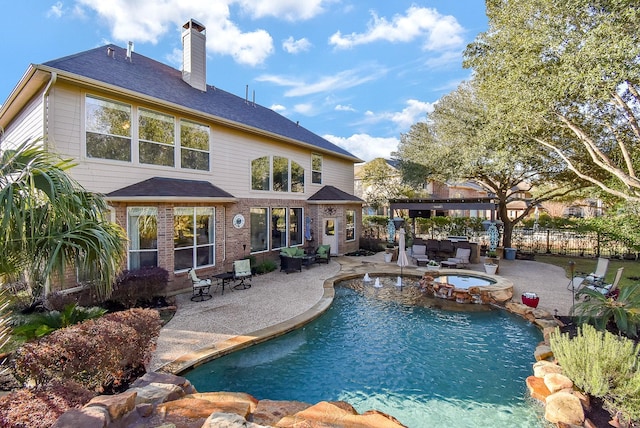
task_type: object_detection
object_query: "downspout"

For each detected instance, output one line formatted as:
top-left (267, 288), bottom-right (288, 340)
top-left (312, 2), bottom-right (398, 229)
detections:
top-left (41, 71), bottom-right (56, 297)
top-left (42, 71), bottom-right (57, 150)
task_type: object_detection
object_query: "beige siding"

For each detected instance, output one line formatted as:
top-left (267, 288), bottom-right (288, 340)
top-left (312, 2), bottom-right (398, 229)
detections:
top-left (2, 92), bottom-right (44, 148)
top-left (46, 84), bottom-right (357, 198)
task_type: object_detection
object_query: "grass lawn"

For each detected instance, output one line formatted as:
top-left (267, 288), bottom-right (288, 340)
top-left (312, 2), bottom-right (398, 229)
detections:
top-left (535, 254), bottom-right (640, 288)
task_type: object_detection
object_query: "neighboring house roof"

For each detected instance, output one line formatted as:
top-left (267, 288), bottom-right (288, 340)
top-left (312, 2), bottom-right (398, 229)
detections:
top-left (106, 177), bottom-right (236, 203)
top-left (0, 44), bottom-right (362, 162)
top-left (308, 185), bottom-right (364, 204)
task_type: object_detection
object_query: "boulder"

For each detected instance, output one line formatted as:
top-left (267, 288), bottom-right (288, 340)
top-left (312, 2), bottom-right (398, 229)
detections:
top-left (204, 412), bottom-right (269, 427)
top-left (533, 360), bottom-right (563, 378)
top-left (526, 375), bottom-right (552, 402)
top-left (51, 406), bottom-right (110, 428)
top-left (544, 373), bottom-right (573, 393)
top-left (253, 399), bottom-right (311, 425)
top-left (158, 397), bottom-right (251, 420)
top-left (545, 391), bottom-right (585, 425)
top-left (86, 390), bottom-right (137, 420)
top-left (534, 344), bottom-right (554, 361)
top-left (275, 401), bottom-right (407, 428)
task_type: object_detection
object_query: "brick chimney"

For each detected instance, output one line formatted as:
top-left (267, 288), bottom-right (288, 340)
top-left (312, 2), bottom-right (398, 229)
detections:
top-left (182, 19), bottom-right (206, 91)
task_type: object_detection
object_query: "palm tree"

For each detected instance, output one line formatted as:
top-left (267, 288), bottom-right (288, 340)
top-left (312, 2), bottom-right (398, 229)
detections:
top-left (0, 140), bottom-right (126, 302)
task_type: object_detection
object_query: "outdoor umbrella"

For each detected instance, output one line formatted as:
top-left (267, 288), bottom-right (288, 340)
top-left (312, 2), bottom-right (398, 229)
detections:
top-left (397, 228), bottom-right (410, 285)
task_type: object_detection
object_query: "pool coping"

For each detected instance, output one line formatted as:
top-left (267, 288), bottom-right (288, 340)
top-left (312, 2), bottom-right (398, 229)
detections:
top-left (156, 267), bottom-right (514, 376)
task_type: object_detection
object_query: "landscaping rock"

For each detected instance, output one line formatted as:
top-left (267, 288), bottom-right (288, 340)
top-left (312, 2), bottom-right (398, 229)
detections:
top-left (545, 391), bottom-right (585, 426)
top-left (533, 360), bottom-right (563, 378)
top-left (534, 344), bottom-right (554, 361)
top-left (544, 373), bottom-right (573, 393)
top-left (526, 375), bottom-right (552, 402)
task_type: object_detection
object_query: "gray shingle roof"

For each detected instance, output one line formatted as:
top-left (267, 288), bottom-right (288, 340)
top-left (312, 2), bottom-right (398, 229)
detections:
top-left (106, 177), bottom-right (234, 198)
top-left (42, 44), bottom-right (360, 161)
top-left (308, 185), bottom-right (364, 203)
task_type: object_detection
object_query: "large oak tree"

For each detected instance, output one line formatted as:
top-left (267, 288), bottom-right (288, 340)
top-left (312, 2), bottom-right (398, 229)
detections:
top-left (394, 82), bottom-right (579, 248)
top-left (465, 0), bottom-right (640, 203)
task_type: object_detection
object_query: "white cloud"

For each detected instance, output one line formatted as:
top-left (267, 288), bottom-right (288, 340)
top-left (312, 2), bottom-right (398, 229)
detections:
top-left (282, 36), bottom-right (312, 54)
top-left (256, 66), bottom-right (386, 97)
top-left (76, 0), bottom-right (274, 66)
top-left (236, 0), bottom-right (329, 21)
top-left (324, 133), bottom-right (399, 162)
top-left (47, 1), bottom-right (64, 18)
top-left (329, 6), bottom-right (464, 51)
top-left (293, 103), bottom-right (314, 115)
top-left (335, 104), bottom-right (356, 112)
top-left (271, 104), bottom-right (286, 112)
top-left (359, 99), bottom-right (433, 129)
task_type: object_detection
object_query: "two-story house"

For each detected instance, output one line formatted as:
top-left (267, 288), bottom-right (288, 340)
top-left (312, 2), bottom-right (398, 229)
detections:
top-left (0, 19), bottom-right (363, 293)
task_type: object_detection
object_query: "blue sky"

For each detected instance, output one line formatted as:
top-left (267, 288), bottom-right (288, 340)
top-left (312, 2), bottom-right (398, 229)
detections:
top-left (0, 1), bottom-right (488, 161)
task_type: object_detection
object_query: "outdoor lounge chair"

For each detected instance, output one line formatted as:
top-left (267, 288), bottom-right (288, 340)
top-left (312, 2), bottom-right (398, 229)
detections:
top-left (411, 244), bottom-right (429, 266)
top-left (233, 259), bottom-right (252, 289)
top-left (445, 247), bottom-right (471, 268)
top-left (568, 257), bottom-right (609, 291)
top-left (583, 267), bottom-right (623, 299)
top-left (188, 268), bottom-right (213, 301)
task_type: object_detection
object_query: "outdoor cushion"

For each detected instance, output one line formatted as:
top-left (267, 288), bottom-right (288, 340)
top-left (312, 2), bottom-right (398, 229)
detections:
top-left (317, 245), bottom-right (330, 256)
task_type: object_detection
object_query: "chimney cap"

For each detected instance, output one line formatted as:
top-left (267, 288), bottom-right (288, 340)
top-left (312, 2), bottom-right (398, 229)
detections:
top-left (183, 19), bottom-right (205, 32)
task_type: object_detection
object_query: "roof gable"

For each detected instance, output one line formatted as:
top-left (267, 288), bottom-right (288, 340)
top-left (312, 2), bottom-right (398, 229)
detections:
top-left (42, 45), bottom-right (360, 162)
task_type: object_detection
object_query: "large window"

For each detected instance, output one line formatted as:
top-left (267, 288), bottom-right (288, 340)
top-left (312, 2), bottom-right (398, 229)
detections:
top-left (127, 207), bottom-right (158, 269)
top-left (174, 207), bottom-right (215, 271)
top-left (86, 95), bottom-right (131, 161)
top-left (271, 208), bottom-right (286, 249)
top-left (85, 95), bottom-right (210, 171)
top-left (312, 153), bottom-right (322, 184)
top-left (273, 157), bottom-right (289, 192)
top-left (180, 119), bottom-right (210, 170)
top-left (139, 108), bottom-right (175, 167)
top-left (250, 208), bottom-right (268, 252)
top-left (346, 209), bottom-right (356, 241)
top-left (289, 208), bottom-right (303, 246)
top-left (251, 156), bottom-right (305, 193)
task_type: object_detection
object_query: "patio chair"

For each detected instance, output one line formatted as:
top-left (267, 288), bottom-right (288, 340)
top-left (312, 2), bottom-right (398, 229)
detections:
top-left (411, 244), bottom-right (429, 266)
top-left (233, 259), bottom-right (252, 289)
top-left (188, 268), bottom-right (213, 301)
top-left (426, 239), bottom-right (439, 259)
top-left (314, 244), bottom-right (331, 264)
top-left (445, 247), bottom-right (471, 268)
top-left (569, 257), bottom-right (609, 291)
top-left (583, 267), bottom-right (624, 299)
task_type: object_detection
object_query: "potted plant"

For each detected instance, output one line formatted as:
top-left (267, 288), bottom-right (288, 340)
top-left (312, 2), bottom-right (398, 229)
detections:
top-left (426, 260), bottom-right (440, 271)
top-left (484, 261), bottom-right (498, 275)
top-left (485, 250), bottom-right (500, 273)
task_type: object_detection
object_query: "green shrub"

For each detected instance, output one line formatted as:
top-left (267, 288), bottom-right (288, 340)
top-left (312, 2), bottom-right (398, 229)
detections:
top-left (255, 259), bottom-right (277, 274)
top-left (13, 303), bottom-right (107, 340)
top-left (573, 282), bottom-right (640, 338)
top-left (111, 267), bottom-right (168, 308)
top-left (550, 324), bottom-right (640, 422)
top-left (12, 308), bottom-right (161, 393)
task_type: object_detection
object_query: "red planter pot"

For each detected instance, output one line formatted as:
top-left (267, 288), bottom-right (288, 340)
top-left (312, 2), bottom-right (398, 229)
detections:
top-left (521, 295), bottom-right (540, 308)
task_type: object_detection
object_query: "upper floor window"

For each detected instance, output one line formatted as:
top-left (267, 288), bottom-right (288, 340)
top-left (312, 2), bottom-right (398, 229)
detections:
top-left (84, 95), bottom-right (210, 171)
top-left (312, 153), bottom-right (322, 184)
top-left (86, 95), bottom-right (131, 161)
top-left (251, 156), bottom-right (305, 193)
top-left (139, 108), bottom-right (175, 167)
top-left (180, 119), bottom-right (210, 171)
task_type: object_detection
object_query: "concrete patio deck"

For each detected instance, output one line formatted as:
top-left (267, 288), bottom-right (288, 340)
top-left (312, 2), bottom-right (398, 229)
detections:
top-left (150, 252), bottom-right (571, 373)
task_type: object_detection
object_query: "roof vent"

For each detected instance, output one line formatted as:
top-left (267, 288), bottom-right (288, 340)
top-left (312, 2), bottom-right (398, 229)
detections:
top-left (107, 47), bottom-right (115, 58)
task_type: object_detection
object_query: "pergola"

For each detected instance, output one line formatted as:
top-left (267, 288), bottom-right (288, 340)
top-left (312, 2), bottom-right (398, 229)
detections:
top-left (388, 197), bottom-right (498, 220)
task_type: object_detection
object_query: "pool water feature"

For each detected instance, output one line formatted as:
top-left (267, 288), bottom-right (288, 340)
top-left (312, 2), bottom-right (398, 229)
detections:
top-left (185, 284), bottom-right (545, 427)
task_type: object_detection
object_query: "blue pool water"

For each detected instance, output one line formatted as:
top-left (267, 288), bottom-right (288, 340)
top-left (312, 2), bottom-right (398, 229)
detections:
top-left (185, 284), bottom-right (546, 427)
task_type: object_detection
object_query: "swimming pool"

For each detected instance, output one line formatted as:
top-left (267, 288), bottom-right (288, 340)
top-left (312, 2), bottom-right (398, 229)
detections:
top-left (185, 283), bottom-right (545, 427)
